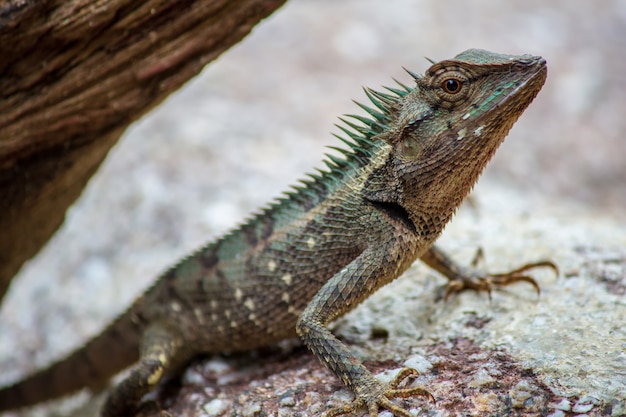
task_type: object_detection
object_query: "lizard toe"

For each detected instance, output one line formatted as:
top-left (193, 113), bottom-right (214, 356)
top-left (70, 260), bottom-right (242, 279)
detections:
top-left (442, 260), bottom-right (558, 301)
top-left (322, 368), bottom-right (433, 417)
top-left (321, 398), bottom-right (365, 417)
top-left (385, 367), bottom-right (434, 405)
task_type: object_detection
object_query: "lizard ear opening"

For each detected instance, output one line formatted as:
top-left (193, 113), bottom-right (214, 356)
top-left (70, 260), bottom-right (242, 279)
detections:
top-left (398, 136), bottom-right (424, 161)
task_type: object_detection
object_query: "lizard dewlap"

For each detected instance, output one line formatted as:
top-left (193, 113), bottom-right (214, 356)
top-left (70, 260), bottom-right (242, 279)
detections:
top-left (0, 49), bottom-right (553, 417)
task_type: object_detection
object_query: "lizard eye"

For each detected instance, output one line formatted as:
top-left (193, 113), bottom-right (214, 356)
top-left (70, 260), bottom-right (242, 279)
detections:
top-left (429, 69), bottom-right (470, 106)
top-left (442, 78), bottom-right (462, 94)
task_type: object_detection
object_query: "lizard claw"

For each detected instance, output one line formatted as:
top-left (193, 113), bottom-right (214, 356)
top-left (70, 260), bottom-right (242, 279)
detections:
top-left (321, 368), bottom-right (434, 417)
top-left (443, 259), bottom-right (559, 301)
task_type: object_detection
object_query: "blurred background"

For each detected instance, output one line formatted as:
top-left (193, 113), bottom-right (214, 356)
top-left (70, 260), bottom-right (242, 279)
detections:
top-left (1, 0), bottom-right (624, 389)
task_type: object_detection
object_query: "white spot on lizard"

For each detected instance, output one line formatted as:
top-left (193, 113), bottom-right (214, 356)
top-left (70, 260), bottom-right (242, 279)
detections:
top-left (234, 288), bottom-right (243, 301)
top-left (194, 308), bottom-right (204, 324)
top-left (307, 237), bottom-right (316, 248)
top-left (462, 112), bottom-right (471, 120)
top-left (170, 302), bottom-right (181, 312)
top-left (457, 127), bottom-right (467, 140)
top-left (244, 298), bottom-right (255, 310)
top-left (281, 273), bottom-right (293, 286)
top-left (281, 292), bottom-right (290, 303)
top-left (267, 260), bottom-right (277, 272)
top-left (474, 125), bottom-right (485, 137)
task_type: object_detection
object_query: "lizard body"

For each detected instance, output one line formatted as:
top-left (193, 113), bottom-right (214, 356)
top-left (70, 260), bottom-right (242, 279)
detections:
top-left (0, 49), bottom-right (550, 416)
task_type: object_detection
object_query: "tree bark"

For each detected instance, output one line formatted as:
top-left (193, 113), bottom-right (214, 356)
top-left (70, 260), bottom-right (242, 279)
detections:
top-left (0, 0), bottom-right (287, 301)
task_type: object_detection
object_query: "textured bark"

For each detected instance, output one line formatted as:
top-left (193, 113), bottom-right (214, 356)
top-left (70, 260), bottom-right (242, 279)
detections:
top-left (0, 0), bottom-right (286, 301)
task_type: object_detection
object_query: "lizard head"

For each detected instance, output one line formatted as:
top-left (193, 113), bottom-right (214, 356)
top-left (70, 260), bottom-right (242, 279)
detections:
top-left (361, 49), bottom-right (547, 238)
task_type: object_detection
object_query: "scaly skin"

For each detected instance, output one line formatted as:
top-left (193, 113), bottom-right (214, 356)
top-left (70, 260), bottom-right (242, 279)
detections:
top-left (0, 49), bottom-right (553, 417)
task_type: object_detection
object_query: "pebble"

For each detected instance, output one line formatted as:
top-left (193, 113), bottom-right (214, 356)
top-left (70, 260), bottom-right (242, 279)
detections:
top-left (203, 398), bottom-right (229, 416)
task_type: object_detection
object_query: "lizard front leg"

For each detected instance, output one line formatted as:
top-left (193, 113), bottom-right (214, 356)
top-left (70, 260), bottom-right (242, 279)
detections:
top-left (421, 245), bottom-right (558, 300)
top-left (102, 322), bottom-right (187, 417)
top-left (296, 248), bottom-right (434, 417)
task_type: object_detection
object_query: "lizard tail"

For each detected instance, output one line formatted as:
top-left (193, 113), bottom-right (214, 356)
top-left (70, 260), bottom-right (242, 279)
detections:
top-left (0, 313), bottom-right (142, 411)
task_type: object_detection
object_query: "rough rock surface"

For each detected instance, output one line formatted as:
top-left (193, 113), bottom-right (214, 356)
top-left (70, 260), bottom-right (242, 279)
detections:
top-left (147, 186), bottom-right (625, 417)
top-left (0, 0), bottom-right (624, 416)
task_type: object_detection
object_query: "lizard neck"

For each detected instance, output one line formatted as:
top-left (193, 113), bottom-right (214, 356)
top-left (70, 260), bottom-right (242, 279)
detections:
top-left (362, 140), bottom-right (487, 243)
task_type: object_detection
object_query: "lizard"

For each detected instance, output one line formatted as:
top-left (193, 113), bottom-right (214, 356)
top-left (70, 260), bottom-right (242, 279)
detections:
top-left (0, 49), bottom-right (554, 417)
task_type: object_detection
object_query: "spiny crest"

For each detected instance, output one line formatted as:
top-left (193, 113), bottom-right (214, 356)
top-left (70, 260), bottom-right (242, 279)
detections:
top-left (402, 66), bottom-right (422, 82)
top-left (242, 76), bottom-right (417, 227)
top-left (331, 77), bottom-right (414, 160)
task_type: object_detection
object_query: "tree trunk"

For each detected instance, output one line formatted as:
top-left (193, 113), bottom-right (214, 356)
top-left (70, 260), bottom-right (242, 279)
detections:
top-left (0, 0), bottom-right (287, 301)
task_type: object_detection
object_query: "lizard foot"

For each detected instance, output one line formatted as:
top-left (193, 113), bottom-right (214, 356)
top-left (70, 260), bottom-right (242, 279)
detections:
top-left (443, 249), bottom-right (559, 301)
top-left (322, 368), bottom-right (435, 417)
